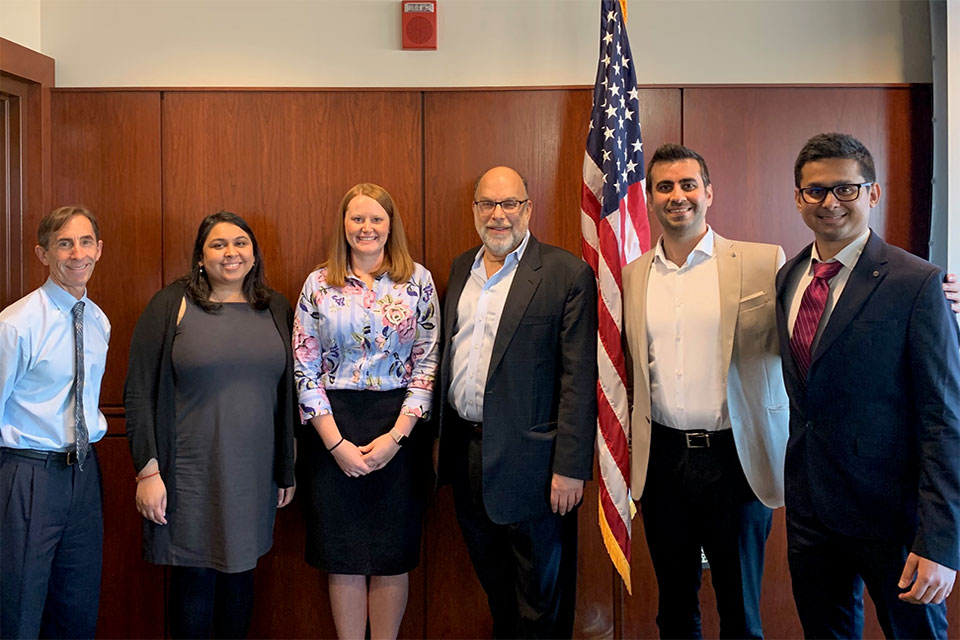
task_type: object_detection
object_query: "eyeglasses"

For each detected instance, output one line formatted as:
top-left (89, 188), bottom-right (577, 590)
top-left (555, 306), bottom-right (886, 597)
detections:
top-left (472, 199), bottom-right (529, 214)
top-left (798, 182), bottom-right (874, 204)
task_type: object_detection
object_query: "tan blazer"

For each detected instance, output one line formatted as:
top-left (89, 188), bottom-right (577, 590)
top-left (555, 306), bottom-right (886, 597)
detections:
top-left (622, 232), bottom-right (788, 508)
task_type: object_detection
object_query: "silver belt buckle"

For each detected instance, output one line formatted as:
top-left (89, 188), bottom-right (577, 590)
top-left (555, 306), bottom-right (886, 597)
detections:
top-left (684, 432), bottom-right (710, 449)
top-left (65, 450), bottom-right (78, 465)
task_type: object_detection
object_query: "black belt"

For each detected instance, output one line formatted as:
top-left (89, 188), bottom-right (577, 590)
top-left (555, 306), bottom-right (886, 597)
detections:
top-left (1, 447), bottom-right (80, 467)
top-left (651, 421), bottom-right (733, 449)
top-left (453, 413), bottom-right (482, 436)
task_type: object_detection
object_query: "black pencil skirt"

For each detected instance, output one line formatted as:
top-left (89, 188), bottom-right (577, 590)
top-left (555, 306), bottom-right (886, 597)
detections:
top-left (303, 388), bottom-right (423, 575)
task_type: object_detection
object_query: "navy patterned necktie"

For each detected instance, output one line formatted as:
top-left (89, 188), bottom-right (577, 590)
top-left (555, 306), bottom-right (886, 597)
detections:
top-left (72, 301), bottom-right (89, 469)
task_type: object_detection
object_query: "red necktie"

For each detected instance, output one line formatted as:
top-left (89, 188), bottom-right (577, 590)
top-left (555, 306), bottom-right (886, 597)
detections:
top-left (789, 260), bottom-right (844, 379)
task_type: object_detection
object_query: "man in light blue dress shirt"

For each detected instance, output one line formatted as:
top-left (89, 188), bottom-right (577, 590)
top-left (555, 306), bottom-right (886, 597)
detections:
top-left (436, 167), bottom-right (598, 638)
top-left (0, 206), bottom-right (109, 639)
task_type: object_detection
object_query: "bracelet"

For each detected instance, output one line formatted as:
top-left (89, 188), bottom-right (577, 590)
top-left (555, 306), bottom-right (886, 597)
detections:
top-left (135, 470), bottom-right (160, 483)
top-left (327, 437), bottom-right (345, 453)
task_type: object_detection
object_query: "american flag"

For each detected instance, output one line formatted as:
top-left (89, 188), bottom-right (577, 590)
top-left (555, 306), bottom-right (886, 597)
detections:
top-left (580, 0), bottom-right (649, 594)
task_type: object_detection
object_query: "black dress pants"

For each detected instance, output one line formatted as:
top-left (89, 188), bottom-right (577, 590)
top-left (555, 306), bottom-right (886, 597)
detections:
top-left (0, 447), bottom-right (103, 640)
top-left (787, 509), bottom-right (948, 639)
top-left (640, 423), bottom-right (772, 639)
top-left (452, 431), bottom-right (578, 639)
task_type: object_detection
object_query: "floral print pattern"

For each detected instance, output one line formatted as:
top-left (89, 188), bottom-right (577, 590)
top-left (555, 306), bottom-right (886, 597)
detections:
top-left (293, 263), bottom-right (439, 421)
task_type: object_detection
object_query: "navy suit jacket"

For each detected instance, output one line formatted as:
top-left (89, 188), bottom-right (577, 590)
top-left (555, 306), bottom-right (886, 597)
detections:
top-left (775, 232), bottom-right (960, 569)
top-left (436, 234), bottom-right (598, 524)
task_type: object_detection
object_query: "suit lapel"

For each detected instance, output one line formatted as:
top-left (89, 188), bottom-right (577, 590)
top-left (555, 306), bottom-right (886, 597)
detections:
top-left (810, 232), bottom-right (887, 368)
top-left (486, 235), bottom-right (543, 384)
top-left (444, 249), bottom-right (476, 340)
top-left (776, 244), bottom-right (812, 387)
top-left (715, 234), bottom-right (741, 382)
top-left (628, 248), bottom-right (655, 389)
top-left (441, 248), bottom-right (478, 394)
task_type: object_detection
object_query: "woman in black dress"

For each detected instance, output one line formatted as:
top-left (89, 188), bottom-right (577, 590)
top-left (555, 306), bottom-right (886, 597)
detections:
top-left (294, 184), bottom-right (439, 639)
top-left (125, 211), bottom-right (297, 638)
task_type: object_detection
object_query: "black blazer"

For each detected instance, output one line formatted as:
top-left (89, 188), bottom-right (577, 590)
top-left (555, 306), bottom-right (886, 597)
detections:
top-left (436, 235), bottom-right (598, 524)
top-left (775, 232), bottom-right (960, 569)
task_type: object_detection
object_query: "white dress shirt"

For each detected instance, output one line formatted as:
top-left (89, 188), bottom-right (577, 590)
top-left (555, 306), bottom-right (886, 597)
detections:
top-left (0, 278), bottom-right (110, 451)
top-left (785, 228), bottom-right (871, 352)
top-left (450, 231), bottom-right (531, 423)
top-left (646, 227), bottom-right (728, 432)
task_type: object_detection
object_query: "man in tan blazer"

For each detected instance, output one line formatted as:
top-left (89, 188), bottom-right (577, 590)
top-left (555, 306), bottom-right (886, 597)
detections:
top-left (622, 144), bottom-right (788, 638)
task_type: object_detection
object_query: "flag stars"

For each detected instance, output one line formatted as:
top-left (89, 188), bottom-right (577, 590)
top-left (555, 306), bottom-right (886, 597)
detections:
top-left (603, 31), bottom-right (613, 45)
top-left (602, 149), bottom-right (612, 163)
top-left (607, 10), bottom-right (616, 21)
top-left (605, 104), bottom-right (618, 119)
top-left (625, 108), bottom-right (634, 120)
top-left (622, 56), bottom-right (630, 69)
top-left (628, 87), bottom-right (639, 102)
top-left (626, 159), bottom-right (638, 174)
top-left (609, 84), bottom-right (621, 97)
top-left (603, 126), bottom-right (614, 140)
top-left (613, 62), bottom-right (621, 75)
top-left (602, 54), bottom-right (611, 66)
top-left (632, 139), bottom-right (643, 153)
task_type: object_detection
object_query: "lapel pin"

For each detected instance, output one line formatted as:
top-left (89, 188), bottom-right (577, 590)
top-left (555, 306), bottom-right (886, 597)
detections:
top-left (873, 270), bottom-right (879, 277)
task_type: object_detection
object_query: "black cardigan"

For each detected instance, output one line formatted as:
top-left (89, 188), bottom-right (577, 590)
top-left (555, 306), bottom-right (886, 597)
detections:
top-left (124, 281), bottom-right (298, 523)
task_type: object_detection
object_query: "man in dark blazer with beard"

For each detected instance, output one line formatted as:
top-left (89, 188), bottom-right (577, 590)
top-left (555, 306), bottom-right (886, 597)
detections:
top-left (435, 166), bottom-right (598, 639)
top-left (776, 133), bottom-right (960, 639)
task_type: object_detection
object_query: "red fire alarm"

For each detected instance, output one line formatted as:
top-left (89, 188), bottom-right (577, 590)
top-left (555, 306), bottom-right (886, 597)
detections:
top-left (402, 1), bottom-right (437, 50)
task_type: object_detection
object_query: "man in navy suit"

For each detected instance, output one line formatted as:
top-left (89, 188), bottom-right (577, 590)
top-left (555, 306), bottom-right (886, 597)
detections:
top-left (776, 133), bottom-right (960, 638)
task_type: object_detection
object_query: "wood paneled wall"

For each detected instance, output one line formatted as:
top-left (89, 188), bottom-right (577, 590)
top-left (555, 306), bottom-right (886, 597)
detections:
top-left (44, 85), bottom-right (951, 639)
top-left (682, 87), bottom-right (933, 260)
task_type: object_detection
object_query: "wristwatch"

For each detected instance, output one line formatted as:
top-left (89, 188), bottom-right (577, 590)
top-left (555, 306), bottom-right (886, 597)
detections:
top-left (389, 428), bottom-right (408, 446)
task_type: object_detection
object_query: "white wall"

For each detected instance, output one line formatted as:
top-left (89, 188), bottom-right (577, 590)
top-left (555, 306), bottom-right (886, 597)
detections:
top-left (0, 0), bottom-right (933, 88)
top-left (1, 0), bottom-right (42, 52)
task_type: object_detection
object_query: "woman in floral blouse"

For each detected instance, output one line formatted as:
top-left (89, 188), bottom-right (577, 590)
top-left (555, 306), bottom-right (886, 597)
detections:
top-left (293, 183), bottom-right (439, 639)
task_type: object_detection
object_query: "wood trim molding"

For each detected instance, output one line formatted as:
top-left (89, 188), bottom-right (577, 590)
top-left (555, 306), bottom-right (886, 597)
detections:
top-left (0, 38), bottom-right (55, 250)
top-left (0, 38), bottom-right (54, 86)
top-left (49, 82), bottom-right (927, 93)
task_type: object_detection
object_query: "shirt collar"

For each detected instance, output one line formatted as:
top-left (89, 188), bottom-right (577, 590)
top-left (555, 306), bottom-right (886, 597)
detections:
top-left (42, 277), bottom-right (88, 313)
top-left (811, 228), bottom-right (871, 271)
top-left (653, 226), bottom-right (715, 270)
top-left (471, 229), bottom-right (532, 271)
top-left (345, 266), bottom-right (387, 285)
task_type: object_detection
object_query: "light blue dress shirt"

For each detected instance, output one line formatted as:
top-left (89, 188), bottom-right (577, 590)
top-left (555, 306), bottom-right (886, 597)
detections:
top-left (0, 278), bottom-right (110, 451)
top-left (450, 231), bottom-right (531, 422)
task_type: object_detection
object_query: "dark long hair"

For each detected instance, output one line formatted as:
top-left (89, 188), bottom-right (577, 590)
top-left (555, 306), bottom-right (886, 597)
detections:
top-left (179, 211), bottom-right (272, 313)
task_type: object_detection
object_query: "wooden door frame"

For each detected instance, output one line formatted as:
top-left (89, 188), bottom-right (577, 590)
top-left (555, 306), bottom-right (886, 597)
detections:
top-left (1, 37), bottom-right (54, 302)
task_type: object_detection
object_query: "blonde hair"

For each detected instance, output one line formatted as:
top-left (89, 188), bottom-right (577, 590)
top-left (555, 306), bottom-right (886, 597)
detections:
top-left (324, 183), bottom-right (414, 287)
